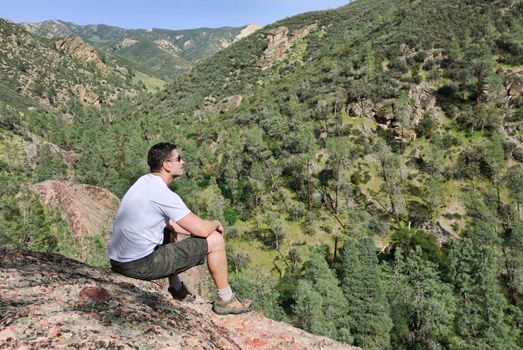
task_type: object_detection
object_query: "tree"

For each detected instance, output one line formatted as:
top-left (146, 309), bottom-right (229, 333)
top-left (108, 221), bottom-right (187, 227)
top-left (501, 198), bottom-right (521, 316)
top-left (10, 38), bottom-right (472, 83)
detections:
top-left (386, 247), bottom-right (455, 349)
top-left (417, 142), bottom-right (446, 219)
top-left (371, 139), bottom-right (406, 222)
top-left (501, 221), bottom-right (523, 308)
top-left (33, 144), bottom-right (69, 182)
top-left (447, 229), bottom-right (519, 349)
top-left (229, 270), bottom-right (286, 321)
top-left (505, 165), bottom-right (523, 219)
top-left (293, 248), bottom-right (351, 342)
top-left (339, 236), bottom-right (392, 349)
top-left (460, 43), bottom-right (498, 105)
top-left (263, 211), bottom-right (285, 250)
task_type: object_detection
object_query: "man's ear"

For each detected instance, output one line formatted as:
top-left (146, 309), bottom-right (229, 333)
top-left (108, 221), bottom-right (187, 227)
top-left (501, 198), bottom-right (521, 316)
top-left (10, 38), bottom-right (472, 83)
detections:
top-left (161, 160), bottom-right (170, 172)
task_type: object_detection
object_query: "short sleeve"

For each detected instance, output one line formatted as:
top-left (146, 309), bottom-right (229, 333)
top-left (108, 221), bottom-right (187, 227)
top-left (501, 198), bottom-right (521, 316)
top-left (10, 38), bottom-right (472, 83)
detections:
top-left (152, 191), bottom-right (191, 222)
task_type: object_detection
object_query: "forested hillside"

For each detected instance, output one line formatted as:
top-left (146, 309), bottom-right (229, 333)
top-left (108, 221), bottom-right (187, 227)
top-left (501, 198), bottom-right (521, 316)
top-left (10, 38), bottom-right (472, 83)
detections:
top-left (1, 0), bottom-right (523, 348)
top-left (0, 18), bottom-right (150, 264)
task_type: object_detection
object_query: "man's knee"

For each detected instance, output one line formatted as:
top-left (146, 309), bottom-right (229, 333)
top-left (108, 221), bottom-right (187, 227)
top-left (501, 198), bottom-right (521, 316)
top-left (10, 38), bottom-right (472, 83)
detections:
top-left (206, 231), bottom-right (225, 252)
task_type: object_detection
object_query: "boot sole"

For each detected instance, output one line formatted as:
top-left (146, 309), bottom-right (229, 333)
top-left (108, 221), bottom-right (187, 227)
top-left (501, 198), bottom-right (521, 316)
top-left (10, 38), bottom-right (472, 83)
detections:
top-left (212, 303), bottom-right (252, 315)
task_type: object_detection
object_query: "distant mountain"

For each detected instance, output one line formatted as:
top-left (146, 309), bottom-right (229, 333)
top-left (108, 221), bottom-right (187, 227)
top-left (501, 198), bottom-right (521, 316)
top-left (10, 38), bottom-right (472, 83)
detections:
top-left (21, 20), bottom-right (261, 80)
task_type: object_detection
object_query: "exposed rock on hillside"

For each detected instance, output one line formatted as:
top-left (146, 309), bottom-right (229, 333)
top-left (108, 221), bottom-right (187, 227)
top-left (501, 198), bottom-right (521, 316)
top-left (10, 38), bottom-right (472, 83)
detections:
top-left (503, 72), bottom-right (523, 100)
top-left (55, 36), bottom-right (107, 73)
top-left (31, 181), bottom-right (119, 239)
top-left (0, 249), bottom-right (358, 350)
top-left (260, 24), bottom-right (317, 69)
top-left (233, 24), bottom-right (262, 42)
top-left (0, 19), bottom-right (142, 110)
top-left (408, 81), bottom-right (437, 125)
top-left (204, 94), bottom-right (243, 115)
top-left (420, 221), bottom-right (455, 245)
top-left (72, 83), bottom-right (100, 106)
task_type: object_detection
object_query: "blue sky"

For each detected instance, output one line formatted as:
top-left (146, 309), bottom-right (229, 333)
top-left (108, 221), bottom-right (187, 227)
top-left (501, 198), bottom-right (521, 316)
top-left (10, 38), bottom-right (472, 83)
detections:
top-left (2, 0), bottom-right (350, 30)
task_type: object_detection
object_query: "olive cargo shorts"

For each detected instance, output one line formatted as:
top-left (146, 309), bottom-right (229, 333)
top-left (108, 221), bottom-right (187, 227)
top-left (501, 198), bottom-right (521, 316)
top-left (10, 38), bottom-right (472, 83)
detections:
top-left (110, 236), bottom-right (208, 280)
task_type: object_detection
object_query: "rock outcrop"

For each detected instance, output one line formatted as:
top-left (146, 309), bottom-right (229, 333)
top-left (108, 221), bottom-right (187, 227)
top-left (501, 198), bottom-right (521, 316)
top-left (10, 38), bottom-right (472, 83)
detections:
top-left (234, 24), bottom-right (262, 42)
top-left (71, 84), bottom-right (100, 106)
top-left (0, 249), bottom-right (358, 350)
top-left (204, 95), bottom-right (243, 115)
top-left (31, 181), bottom-right (119, 239)
top-left (420, 221), bottom-right (455, 245)
top-left (408, 81), bottom-right (437, 125)
top-left (502, 72), bottom-right (523, 101)
top-left (260, 24), bottom-right (317, 69)
top-left (55, 36), bottom-right (107, 73)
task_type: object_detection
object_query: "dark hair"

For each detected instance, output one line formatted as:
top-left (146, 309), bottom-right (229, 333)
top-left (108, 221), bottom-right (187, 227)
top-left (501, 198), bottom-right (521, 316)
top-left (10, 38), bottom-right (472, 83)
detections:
top-left (147, 142), bottom-right (177, 172)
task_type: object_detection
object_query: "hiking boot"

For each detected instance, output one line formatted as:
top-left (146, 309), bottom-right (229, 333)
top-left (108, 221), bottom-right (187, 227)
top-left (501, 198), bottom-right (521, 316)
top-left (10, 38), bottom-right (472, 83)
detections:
top-left (168, 283), bottom-right (195, 302)
top-left (212, 293), bottom-right (252, 315)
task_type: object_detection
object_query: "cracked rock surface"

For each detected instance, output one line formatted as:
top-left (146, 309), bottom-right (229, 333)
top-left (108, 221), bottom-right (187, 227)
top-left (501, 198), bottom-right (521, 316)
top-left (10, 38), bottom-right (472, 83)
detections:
top-left (0, 249), bottom-right (358, 349)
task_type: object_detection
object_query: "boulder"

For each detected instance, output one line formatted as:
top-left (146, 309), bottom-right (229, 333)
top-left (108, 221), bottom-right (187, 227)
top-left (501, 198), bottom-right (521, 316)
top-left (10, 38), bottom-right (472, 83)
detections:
top-left (348, 99), bottom-right (375, 119)
top-left (420, 221), bottom-right (454, 245)
top-left (374, 105), bottom-right (394, 126)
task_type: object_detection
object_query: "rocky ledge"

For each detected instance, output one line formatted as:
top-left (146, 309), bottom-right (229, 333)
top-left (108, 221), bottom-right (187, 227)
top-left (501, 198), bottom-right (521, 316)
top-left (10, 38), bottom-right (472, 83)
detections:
top-left (0, 249), bottom-right (358, 349)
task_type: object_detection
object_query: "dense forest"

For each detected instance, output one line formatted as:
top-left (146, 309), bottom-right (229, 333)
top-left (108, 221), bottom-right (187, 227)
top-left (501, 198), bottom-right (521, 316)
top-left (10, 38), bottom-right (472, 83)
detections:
top-left (1, 0), bottom-right (523, 348)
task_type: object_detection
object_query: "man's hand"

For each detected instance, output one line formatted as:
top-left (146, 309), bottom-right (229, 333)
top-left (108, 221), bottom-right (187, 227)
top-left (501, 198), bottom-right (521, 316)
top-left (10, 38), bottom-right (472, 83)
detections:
top-left (165, 219), bottom-right (178, 242)
top-left (177, 213), bottom-right (225, 238)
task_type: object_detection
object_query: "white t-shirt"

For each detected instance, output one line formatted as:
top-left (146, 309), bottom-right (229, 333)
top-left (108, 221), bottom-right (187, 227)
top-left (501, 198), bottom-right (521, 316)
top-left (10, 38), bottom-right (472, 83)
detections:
top-left (108, 174), bottom-right (191, 262)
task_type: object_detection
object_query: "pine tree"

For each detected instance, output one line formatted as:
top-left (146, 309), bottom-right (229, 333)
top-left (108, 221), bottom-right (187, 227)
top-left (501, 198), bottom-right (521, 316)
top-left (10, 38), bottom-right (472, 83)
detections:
top-left (447, 228), bottom-right (519, 349)
top-left (501, 221), bottom-right (523, 308)
top-left (293, 248), bottom-right (351, 342)
top-left (339, 236), bottom-right (392, 349)
top-left (505, 165), bottom-right (523, 219)
top-left (386, 247), bottom-right (455, 349)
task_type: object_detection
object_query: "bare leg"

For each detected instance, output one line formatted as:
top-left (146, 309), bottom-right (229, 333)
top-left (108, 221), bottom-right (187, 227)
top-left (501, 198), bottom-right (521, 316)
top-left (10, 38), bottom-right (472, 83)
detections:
top-left (206, 231), bottom-right (229, 289)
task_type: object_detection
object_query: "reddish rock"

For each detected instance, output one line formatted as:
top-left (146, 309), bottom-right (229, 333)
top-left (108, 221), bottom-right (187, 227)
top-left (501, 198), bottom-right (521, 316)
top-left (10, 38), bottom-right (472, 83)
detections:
top-left (0, 327), bottom-right (17, 342)
top-left (48, 326), bottom-right (62, 338)
top-left (79, 287), bottom-right (111, 303)
top-left (245, 337), bottom-right (268, 347)
top-left (0, 248), bottom-right (358, 350)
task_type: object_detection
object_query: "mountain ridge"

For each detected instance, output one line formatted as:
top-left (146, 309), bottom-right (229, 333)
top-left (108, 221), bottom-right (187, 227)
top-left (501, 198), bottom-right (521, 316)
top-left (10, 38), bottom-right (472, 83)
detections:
top-left (21, 20), bottom-right (262, 80)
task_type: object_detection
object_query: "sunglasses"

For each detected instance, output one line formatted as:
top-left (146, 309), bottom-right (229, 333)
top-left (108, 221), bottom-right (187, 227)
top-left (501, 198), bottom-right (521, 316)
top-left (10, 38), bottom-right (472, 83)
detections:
top-left (167, 155), bottom-right (182, 162)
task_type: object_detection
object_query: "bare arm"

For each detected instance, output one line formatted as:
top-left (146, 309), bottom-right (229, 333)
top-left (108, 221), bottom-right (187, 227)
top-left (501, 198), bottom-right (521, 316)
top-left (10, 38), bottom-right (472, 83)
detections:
top-left (167, 219), bottom-right (191, 236)
top-left (176, 213), bottom-right (224, 238)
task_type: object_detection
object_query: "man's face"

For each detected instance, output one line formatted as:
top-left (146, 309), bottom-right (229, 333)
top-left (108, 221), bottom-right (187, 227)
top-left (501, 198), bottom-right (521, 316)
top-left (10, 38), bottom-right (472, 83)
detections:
top-left (166, 149), bottom-right (185, 177)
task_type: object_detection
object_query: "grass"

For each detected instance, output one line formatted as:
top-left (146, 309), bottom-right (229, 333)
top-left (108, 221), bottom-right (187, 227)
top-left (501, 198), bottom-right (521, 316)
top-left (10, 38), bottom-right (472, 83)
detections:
top-left (230, 215), bottom-right (338, 277)
top-left (133, 71), bottom-right (166, 91)
top-left (0, 130), bottom-right (30, 170)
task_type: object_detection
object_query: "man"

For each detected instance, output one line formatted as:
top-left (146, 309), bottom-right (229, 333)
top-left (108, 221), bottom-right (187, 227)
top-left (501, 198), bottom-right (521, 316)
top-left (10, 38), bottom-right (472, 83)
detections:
top-left (108, 142), bottom-right (252, 315)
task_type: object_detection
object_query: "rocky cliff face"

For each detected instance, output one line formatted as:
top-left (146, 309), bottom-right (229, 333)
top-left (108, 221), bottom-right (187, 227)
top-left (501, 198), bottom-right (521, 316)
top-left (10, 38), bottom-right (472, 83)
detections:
top-left (233, 24), bottom-right (262, 43)
top-left (31, 181), bottom-right (119, 239)
top-left (260, 24), bottom-right (317, 69)
top-left (0, 249), bottom-right (358, 350)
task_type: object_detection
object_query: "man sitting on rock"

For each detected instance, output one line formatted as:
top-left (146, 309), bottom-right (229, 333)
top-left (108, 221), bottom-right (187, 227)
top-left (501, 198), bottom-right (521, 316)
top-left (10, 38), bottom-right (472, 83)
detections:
top-left (108, 142), bottom-right (252, 315)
